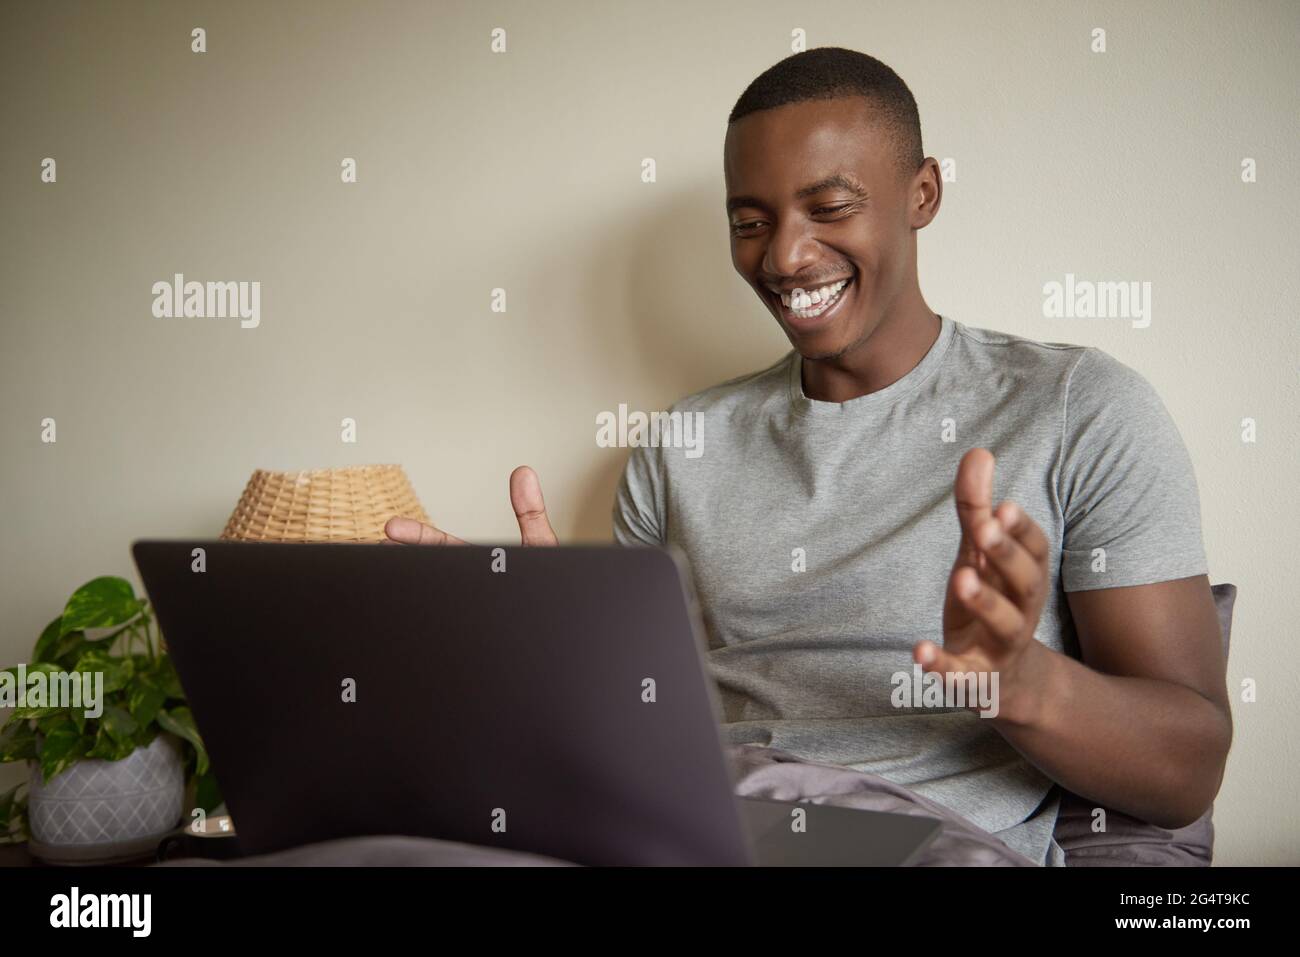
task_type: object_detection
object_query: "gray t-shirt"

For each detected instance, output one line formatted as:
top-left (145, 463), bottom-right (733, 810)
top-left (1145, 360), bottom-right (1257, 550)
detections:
top-left (612, 313), bottom-right (1209, 866)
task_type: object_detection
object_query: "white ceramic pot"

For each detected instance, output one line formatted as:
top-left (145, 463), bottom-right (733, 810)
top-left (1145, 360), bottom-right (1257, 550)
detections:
top-left (27, 733), bottom-right (184, 863)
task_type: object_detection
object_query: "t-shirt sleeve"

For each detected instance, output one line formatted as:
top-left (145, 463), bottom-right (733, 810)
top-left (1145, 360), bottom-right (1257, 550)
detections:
top-left (1057, 347), bottom-right (1210, 592)
top-left (612, 442), bottom-right (667, 547)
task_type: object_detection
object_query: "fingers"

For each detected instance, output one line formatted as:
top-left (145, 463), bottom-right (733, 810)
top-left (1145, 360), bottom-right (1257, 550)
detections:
top-left (383, 516), bottom-right (467, 546)
top-left (948, 566), bottom-right (1026, 650)
top-left (914, 639), bottom-right (969, 679)
top-left (912, 640), bottom-right (999, 716)
top-left (382, 467), bottom-right (559, 549)
top-left (953, 448), bottom-right (995, 567)
top-left (996, 501), bottom-right (1050, 564)
top-left (971, 502), bottom-right (1049, 606)
top-left (509, 466), bottom-right (558, 546)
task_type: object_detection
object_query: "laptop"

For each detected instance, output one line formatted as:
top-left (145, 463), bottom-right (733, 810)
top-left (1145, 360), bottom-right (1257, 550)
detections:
top-left (132, 540), bottom-right (941, 866)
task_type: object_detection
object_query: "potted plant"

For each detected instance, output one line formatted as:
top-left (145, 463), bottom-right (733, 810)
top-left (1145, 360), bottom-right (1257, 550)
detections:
top-left (0, 576), bottom-right (221, 863)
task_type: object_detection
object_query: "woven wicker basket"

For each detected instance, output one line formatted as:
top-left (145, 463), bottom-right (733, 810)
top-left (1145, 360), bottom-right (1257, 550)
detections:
top-left (219, 464), bottom-right (431, 543)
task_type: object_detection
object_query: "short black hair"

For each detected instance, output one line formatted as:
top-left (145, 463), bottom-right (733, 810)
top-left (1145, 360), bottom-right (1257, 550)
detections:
top-left (728, 47), bottom-right (924, 178)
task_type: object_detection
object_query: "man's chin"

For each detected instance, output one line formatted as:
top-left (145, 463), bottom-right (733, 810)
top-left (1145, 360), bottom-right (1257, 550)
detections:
top-left (786, 327), bottom-right (854, 362)
top-left (784, 313), bottom-right (879, 363)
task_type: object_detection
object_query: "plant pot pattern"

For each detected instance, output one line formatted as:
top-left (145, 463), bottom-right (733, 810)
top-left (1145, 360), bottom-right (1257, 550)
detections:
top-left (28, 733), bottom-right (184, 848)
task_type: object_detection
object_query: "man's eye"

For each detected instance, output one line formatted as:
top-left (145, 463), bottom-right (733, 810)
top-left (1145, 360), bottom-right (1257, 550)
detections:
top-left (731, 205), bottom-right (852, 234)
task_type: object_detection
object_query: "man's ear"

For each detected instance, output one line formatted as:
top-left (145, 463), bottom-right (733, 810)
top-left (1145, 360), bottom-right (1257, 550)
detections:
top-left (909, 157), bottom-right (943, 229)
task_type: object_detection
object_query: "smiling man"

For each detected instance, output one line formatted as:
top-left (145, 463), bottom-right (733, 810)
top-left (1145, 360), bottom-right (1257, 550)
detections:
top-left (387, 47), bottom-right (1232, 866)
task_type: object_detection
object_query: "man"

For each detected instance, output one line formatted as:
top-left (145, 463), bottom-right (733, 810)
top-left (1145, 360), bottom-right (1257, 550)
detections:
top-left (385, 48), bottom-right (1231, 866)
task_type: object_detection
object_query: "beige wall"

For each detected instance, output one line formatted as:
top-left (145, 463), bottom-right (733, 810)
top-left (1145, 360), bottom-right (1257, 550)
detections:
top-left (1, 0), bottom-right (1296, 864)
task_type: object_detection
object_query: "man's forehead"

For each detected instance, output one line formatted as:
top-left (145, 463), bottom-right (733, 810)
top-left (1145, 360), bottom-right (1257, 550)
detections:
top-left (724, 99), bottom-right (892, 193)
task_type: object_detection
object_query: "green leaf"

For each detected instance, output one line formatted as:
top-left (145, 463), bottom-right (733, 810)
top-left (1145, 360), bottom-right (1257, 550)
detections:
top-left (86, 725), bottom-right (125, 761)
top-left (157, 707), bottom-right (208, 776)
top-left (49, 630), bottom-right (89, 668)
top-left (60, 576), bottom-right (145, 638)
top-left (193, 769), bottom-right (223, 813)
top-left (35, 713), bottom-right (70, 735)
top-left (71, 649), bottom-right (132, 693)
top-left (32, 616), bottom-right (64, 663)
top-left (0, 720), bottom-right (38, 762)
top-left (4, 662), bottom-right (71, 719)
top-left (1, 661), bottom-right (62, 682)
top-left (153, 656), bottom-right (185, 699)
top-left (133, 724), bottom-right (160, 751)
top-left (0, 782), bottom-right (24, 839)
top-left (9, 708), bottom-right (63, 720)
top-left (127, 674), bottom-right (167, 728)
top-left (99, 704), bottom-right (138, 746)
top-left (37, 718), bottom-right (88, 783)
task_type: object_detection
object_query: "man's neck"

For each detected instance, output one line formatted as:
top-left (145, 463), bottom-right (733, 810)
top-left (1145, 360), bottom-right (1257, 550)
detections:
top-left (800, 301), bottom-right (941, 404)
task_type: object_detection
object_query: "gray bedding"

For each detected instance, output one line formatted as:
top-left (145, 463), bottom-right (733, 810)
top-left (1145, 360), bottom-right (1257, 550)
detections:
top-left (158, 743), bottom-right (1032, 867)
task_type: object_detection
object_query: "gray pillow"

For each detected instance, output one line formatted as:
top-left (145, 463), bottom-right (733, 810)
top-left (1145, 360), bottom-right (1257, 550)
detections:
top-left (1053, 583), bottom-right (1236, 866)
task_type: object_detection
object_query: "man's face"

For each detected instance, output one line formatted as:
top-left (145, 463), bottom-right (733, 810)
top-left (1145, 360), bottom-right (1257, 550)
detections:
top-left (724, 97), bottom-right (924, 360)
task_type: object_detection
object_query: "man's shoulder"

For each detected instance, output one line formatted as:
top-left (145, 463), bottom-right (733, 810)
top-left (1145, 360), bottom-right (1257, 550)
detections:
top-left (951, 319), bottom-right (1089, 372)
top-left (951, 321), bottom-right (1185, 462)
top-left (950, 319), bottom-right (1155, 401)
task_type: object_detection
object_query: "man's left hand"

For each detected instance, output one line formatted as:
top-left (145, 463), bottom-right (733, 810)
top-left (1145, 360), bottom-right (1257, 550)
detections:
top-left (914, 448), bottom-right (1052, 722)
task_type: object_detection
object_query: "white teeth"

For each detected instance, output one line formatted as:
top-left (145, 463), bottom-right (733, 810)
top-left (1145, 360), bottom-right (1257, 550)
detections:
top-left (780, 278), bottom-right (849, 315)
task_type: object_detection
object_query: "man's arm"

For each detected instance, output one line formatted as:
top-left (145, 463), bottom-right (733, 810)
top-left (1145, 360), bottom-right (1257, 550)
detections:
top-left (988, 575), bottom-right (1233, 830)
top-left (916, 448), bottom-right (1233, 831)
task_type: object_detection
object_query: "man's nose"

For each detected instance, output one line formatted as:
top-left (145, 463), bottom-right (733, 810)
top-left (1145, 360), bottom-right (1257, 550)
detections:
top-left (761, 218), bottom-right (823, 279)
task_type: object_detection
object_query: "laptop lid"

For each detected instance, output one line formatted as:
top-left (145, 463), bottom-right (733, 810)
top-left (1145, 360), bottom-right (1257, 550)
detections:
top-left (132, 539), bottom-right (754, 866)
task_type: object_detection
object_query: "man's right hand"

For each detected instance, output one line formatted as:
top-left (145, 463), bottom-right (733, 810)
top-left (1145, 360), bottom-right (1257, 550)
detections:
top-left (383, 465), bottom-right (559, 547)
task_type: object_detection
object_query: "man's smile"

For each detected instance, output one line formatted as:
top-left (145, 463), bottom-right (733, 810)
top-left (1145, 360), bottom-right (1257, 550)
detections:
top-left (765, 272), bottom-right (856, 333)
